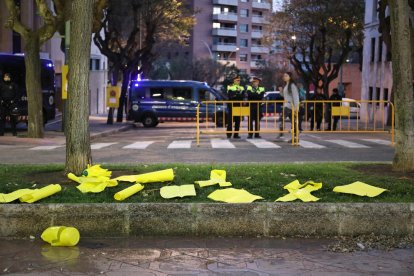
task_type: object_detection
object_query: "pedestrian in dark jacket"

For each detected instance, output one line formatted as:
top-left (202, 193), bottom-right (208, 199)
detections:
top-left (326, 88), bottom-right (343, 130)
top-left (309, 88), bottom-right (326, 131)
top-left (0, 73), bottom-right (20, 136)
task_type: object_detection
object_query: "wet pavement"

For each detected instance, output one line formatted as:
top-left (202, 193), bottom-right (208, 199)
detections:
top-left (1, 237), bottom-right (413, 275)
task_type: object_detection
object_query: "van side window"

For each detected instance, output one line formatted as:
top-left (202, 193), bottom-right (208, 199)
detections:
top-left (199, 89), bottom-right (216, 101)
top-left (172, 87), bottom-right (193, 100)
top-left (150, 88), bottom-right (166, 99)
top-left (132, 87), bottom-right (145, 99)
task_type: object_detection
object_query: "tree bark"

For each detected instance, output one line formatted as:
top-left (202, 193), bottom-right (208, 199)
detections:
top-left (389, 0), bottom-right (414, 172)
top-left (24, 34), bottom-right (44, 138)
top-left (65, 0), bottom-right (94, 175)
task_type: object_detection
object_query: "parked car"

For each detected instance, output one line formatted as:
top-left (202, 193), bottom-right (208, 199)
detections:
top-left (127, 80), bottom-right (227, 127)
top-left (342, 98), bottom-right (361, 118)
top-left (261, 91), bottom-right (284, 116)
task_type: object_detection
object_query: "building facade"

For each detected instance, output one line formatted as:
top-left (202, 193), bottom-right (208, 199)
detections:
top-left (0, 1), bottom-right (108, 115)
top-left (187, 0), bottom-right (272, 75)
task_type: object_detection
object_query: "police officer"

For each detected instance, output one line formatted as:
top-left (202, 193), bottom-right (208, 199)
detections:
top-left (226, 75), bottom-right (245, 139)
top-left (246, 77), bottom-right (265, 139)
top-left (326, 88), bottom-right (343, 131)
top-left (0, 73), bottom-right (20, 136)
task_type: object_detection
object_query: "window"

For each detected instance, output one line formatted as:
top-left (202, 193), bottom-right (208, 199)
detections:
top-left (240, 54), bottom-right (248, 62)
top-left (376, 87), bottom-right (381, 105)
top-left (384, 88), bottom-right (389, 106)
top-left (90, 58), bottom-right (100, 71)
top-left (369, 86), bottom-right (374, 101)
top-left (150, 88), bottom-right (166, 99)
top-left (240, 9), bottom-right (249, 17)
top-left (240, 39), bottom-right (248, 48)
top-left (240, 24), bottom-right (249, 33)
top-left (371, 37), bottom-right (376, 62)
top-left (213, 7), bottom-right (221, 14)
top-left (213, 22), bottom-right (221, 29)
top-left (199, 89), bottom-right (217, 101)
top-left (172, 87), bottom-right (193, 100)
top-left (378, 36), bottom-right (383, 62)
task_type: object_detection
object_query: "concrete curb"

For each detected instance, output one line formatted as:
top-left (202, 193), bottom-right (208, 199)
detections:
top-left (90, 124), bottom-right (134, 141)
top-left (0, 203), bottom-right (413, 238)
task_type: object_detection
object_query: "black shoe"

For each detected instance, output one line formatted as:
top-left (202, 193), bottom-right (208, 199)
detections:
top-left (247, 135), bottom-right (253, 139)
top-left (233, 135), bottom-right (241, 139)
top-left (227, 135), bottom-right (232, 139)
top-left (255, 135), bottom-right (261, 138)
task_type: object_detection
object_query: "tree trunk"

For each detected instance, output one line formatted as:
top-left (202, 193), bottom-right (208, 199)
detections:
top-left (116, 69), bottom-right (131, 123)
top-left (24, 35), bottom-right (44, 138)
top-left (65, 0), bottom-right (94, 175)
top-left (389, 0), bottom-right (414, 172)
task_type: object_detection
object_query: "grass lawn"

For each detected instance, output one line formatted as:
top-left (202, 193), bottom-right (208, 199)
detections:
top-left (0, 163), bottom-right (413, 203)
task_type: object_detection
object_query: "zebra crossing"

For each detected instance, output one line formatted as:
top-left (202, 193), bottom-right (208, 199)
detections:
top-left (26, 138), bottom-right (392, 151)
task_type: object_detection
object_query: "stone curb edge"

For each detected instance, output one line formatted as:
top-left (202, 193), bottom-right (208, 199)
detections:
top-left (0, 203), bottom-right (413, 238)
top-left (90, 124), bottom-right (134, 141)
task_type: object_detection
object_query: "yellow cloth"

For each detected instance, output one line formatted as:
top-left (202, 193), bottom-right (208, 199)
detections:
top-left (195, 170), bottom-right (232, 187)
top-left (114, 184), bottom-right (144, 201)
top-left (67, 165), bottom-right (118, 193)
top-left (160, 185), bottom-right (196, 199)
top-left (333, 181), bottom-right (387, 197)
top-left (208, 188), bottom-right (263, 203)
top-left (275, 180), bottom-right (322, 202)
top-left (0, 184), bottom-right (61, 204)
top-left (82, 164), bottom-right (111, 178)
top-left (41, 226), bottom-right (80, 247)
top-left (114, 169), bottom-right (174, 183)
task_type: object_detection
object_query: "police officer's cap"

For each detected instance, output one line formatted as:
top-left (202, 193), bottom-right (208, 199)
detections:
top-left (251, 77), bottom-right (262, 83)
top-left (232, 75), bottom-right (241, 81)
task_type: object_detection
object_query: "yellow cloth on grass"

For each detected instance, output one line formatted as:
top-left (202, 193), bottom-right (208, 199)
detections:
top-left (67, 165), bottom-right (118, 193)
top-left (275, 180), bottom-right (322, 202)
top-left (208, 188), bottom-right (263, 203)
top-left (333, 181), bottom-right (387, 197)
top-left (0, 184), bottom-right (61, 204)
top-left (114, 184), bottom-right (145, 201)
top-left (195, 170), bottom-right (232, 187)
top-left (160, 185), bottom-right (196, 199)
top-left (114, 169), bottom-right (174, 183)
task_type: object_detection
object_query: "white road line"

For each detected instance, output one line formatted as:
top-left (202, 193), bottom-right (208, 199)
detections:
top-left (361, 139), bottom-right (392, 146)
top-left (246, 139), bottom-right (281, 148)
top-left (299, 140), bottom-right (326, 149)
top-left (122, 141), bottom-right (155, 149)
top-left (326, 140), bottom-right (370, 148)
top-left (91, 142), bottom-right (117, 150)
top-left (211, 139), bottom-right (235, 149)
top-left (29, 145), bottom-right (63, 150)
top-left (167, 140), bottom-right (192, 149)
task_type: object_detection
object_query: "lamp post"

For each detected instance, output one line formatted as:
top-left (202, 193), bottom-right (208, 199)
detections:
top-left (338, 58), bottom-right (349, 97)
top-left (289, 34), bottom-right (297, 69)
top-left (201, 40), bottom-right (214, 60)
top-left (229, 47), bottom-right (239, 62)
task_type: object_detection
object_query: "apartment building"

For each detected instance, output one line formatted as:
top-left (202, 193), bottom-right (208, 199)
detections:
top-left (186, 0), bottom-right (272, 75)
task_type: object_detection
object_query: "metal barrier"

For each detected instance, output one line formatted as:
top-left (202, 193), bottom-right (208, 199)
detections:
top-left (298, 100), bottom-right (394, 145)
top-left (196, 100), bottom-right (298, 146)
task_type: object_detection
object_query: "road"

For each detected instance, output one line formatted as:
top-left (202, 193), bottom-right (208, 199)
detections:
top-left (0, 121), bottom-right (395, 164)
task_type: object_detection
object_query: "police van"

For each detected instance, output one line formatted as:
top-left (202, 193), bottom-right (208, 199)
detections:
top-left (127, 80), bottom-right (227, 127)
top-left (0, 53), bottom-right (56, 124)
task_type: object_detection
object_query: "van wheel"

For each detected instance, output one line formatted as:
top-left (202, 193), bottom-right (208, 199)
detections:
top-left (142, 113), bottom-right (158, 127)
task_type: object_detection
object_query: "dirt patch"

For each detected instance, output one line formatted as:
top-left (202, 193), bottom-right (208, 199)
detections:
top-left (350, 164), bottom-right (414, 180)
top-left (328, 234), bottom-right (414, 252)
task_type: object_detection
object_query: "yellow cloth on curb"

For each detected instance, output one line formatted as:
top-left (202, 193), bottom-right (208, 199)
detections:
top-left (0, 185), bottom-right (61, 204)
top-left (333, 181), bottom-right (387, 197)
top-left (275, 180), bottom-right (322, 202)
top-left (114, 169), bottom-right (174, 183)
top-left (160, 185), bottom-right (196, 199)
top-left (195, 170), bottom-right (232, 187)
top-left (208, 188), bottom-right (263, 203)
top-left (114, 184), bottom-right (144, 201)
top-left (41, 226), bottom-right (80, 247)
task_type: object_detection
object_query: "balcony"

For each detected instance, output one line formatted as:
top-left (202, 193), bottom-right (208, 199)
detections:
top-left (251, 46), bottom-right (270, 54)
top-left (213, 12), bottom-right (238, 22)
top-left (252, 0), bottom-right (271, 10)
top-left (212, 28), bottom-right (237, 37)
top-left (252, 15), bottom-right (266, 24)
top-left (217, 59), bottom-right (237, 67)
top-left (212, 43), bottom-right (238, 52)
top-left (250, 60), bottom-right (264, 69)
top-left (251, 30), bottom-right (263, 39)
top-left (212, 0), bottom-right (238, 6)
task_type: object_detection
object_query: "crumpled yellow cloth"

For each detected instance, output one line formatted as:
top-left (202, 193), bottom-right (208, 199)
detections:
top-left (82, 164), bottom-right (112, 178)
top-left (208, 188), bottom-right (263, 203)
top-left (114, 184), bottom-right (144, 201)
top-left (275, 180), bottom-right (322, 202)
top-left (114, 169), bottom-right (174, 184)
top-left (67, 164), bottom-right (118, 194)
top-left (333, 181), bottom-right (387, 197)
top-left (195, 170), bottom-right (232, 187)
top-left (160, 185), bottom-right (196, 199)
top-left (0, 184), bottom-right (61, 203)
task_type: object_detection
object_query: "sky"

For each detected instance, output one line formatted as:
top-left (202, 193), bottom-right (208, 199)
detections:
top-left (273, 0), bottom-right (284, 11)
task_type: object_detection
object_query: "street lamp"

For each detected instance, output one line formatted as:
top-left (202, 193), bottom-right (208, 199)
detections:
top-left (201, 40), bottom-right (214, 60)
top-left (229, 47), bottom-right (239, 61)
top-left (338, 58), bottom-right (350, 97)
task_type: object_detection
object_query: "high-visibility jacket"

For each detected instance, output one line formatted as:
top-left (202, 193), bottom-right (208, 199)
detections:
top-left (227, 84), bottom-right (245, 101)
top-left (246, 85), bottom-right (265, 101)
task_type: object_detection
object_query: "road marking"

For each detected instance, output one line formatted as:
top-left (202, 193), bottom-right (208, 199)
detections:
top-left (246, 139), bottom-right (281, 148)
top-left (122, 141), bottom-right (154, 149)
top-left (299, 140), bottom-right (326, 149)
top-left (167, 140), bottom-right (192, 149)
top-left (326, 140), bottom-right (370, 148)
top-left (361, 139), bottom-right (392, 146)
top-left (211, 139), bottom-right (235, 149)
top-left (91, 142), bottom-right (117, 150)
top-left (29, 145), bottom-right (62, 150)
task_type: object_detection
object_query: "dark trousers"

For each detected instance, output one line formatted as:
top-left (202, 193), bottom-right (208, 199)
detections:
top-left (226, 104), bottom-right (241, 138)
top-left (327, 111), bottom-right (340, 130)
top-left (279, 107), bottom-right (298, 138)
top-left (248, 104), bottom-right (261, 137)
top-left (310, 111), bottom-right (323, 131)
top-left (0, 105), bottom-right (17, 136)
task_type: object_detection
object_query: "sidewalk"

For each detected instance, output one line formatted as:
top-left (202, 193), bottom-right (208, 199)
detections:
top-left (0, 237), bottom-right (413, 275)
top-left (0, 115), bottom-right (133, 146)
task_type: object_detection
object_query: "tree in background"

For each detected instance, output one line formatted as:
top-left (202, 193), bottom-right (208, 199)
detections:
top-left (379, 0), bottom-right (414, 172)
top-left (93, 0), bottom-right (194, 123)
top-left (267, 0), bottom-right (364, 96)
top-left (4, 0), bottom-right (68, 138)
top-left (254, 61), bottom-right (290, 91)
